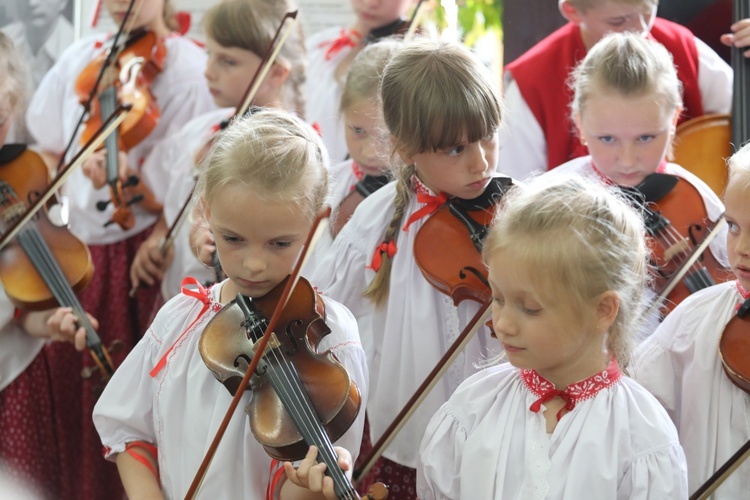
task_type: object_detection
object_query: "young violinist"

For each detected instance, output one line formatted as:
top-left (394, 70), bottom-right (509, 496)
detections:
top-left (130, 0), bottom-right (307, 309)
top-left (306, 37), bottom-right (509, 498)
top-left (416, 174), bottom-right (688, 498)
top-left (553, 32), bottom-right (730, 325)
top-left (631, 145), bottom-right (750, 499)
top-left (93, 108), bottom-right (368, 500)
top-left (305, 38), bottom-right (401, 272)
top-left (0, 31), bottom-right (100, 499)
top-left (498, 0), bottom-right (744, 180)
top-left (23, 1), bottom-right (214, 498)
top-left (304, 0), bottom-right (415, 163)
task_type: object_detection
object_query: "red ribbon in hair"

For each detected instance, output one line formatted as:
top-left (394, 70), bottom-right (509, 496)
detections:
top-left (369, 240), bottom-right (398, 272)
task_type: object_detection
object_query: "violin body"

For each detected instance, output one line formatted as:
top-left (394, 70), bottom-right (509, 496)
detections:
top-left (75, 28), bottom-right (166, 150)
top-left (331, 174), bottom-right (389, 238)
top-left (637, 174), bottom-right (733, 312)
top-left (673, 113), bottom-right (731, 197)
top-left (0, 146), bottom-right (93, 310)
top-left (414, 177), bottom-right (513, 305)
top-left (199, 277), bottom-right (361, 461)
top-left (719, 298), bottom-right (750, 393)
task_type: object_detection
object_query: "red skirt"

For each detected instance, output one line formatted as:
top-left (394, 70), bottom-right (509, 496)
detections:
top-left (0, 351), bottom-right (62, 499)
top-left (355, 415), bottom-right (418, 500)
top-left (42, 227), bottom-right (160, 500)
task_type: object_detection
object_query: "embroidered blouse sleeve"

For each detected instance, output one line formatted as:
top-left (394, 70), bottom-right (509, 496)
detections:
top-left (416, 402), bottom-right (467, 500)
top-left (618, 438), bottom-right (688, 499)
top-left (92, 328), bottom-right (161, 460)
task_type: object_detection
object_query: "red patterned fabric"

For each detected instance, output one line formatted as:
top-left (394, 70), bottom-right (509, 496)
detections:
top-left (40, 226), bottom-right (160, 500)
top-left (354, 416), bottom-right (417, 500)
top-left (522, 358), bottom-right (622, 421)
top-left (738, 281), bottom-right (750, 300)
top-left (0, 352), bottom-right (62, 499)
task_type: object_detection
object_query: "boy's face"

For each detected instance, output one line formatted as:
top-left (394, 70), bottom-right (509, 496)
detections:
top-left (563, 1), bottom-right (657, 50)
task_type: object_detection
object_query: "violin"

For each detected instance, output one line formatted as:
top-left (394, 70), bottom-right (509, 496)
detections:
top-left (689, 294), bottom-right (750, 499)
top-left (74, 26), bottom-right (166, 230)
top-left (0, 145), bottom-right (117, 381)
top-left (621, 173), bottom-right (733, 313)
top-left (414, 177), bottom-right (513, 305)
top-left (330, 173), bottom-right (390, 238)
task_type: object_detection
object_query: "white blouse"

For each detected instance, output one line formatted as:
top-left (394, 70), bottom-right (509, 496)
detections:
top-left (26, 34), bottom-right (215, 245)
top-left (307, 180), bottom-right (501, 468)
top-left (0, 288), bottom-right (44, 392)
top-left (93, 280), bottom-right (368, 498)
top-left (417, 362), bottom-right (688, 499)
top-left (631, 281), bottom-right (750, 499)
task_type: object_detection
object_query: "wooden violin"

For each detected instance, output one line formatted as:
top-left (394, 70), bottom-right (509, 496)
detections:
top-left (621, 173), bottom-right (733, 313)
top-left (74, 23), bottom-right (166, 229)
top-left (330, 173), bottom-right (390, 238)
top-left (187, 210), bottom-right (387, 499)
top-left (0, 145), bottom-right (117, 381)
top-left (689, 294), bottom-right (750, 499)
top-left (414, 176), bottom-right (513, 305)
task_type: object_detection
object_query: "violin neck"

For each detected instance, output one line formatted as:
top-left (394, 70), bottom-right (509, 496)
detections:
top-left (98, 87), bottom-right (121, 185)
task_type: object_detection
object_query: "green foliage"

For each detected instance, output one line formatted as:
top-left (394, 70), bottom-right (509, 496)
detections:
top-left (452, 0), bottom-right (503, 46)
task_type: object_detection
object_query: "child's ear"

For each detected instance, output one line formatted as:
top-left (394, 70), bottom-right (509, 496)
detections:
top-left (268, 61), bottom-right (291, 87)
top-left (559, 1), bottom-right (584, 24)
top-left (595, 291), bottom-right (620, 334)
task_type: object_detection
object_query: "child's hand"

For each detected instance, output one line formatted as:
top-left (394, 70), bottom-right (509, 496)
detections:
top-left (189, 225), bottom-right (216, 267)
top-left (721, 18), bottom-right (750, 57)
top-left (282, 445), bottom-right (353, 499)
top-left (82, 149), bottom-right (130, 189)
top-left (130, 230), bottom-right (173, 289)
top-left (44, 307), bottom-right (96, 350)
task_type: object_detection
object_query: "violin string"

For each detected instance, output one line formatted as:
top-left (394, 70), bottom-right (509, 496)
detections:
top-left (650, 213), bottom-right (712, 288)
top-left (19, 224), bottom-right (106, 359)
top-left (262, 336), bottom-right (357, 498)
top-left (267, 352), bottom-right (356, 498)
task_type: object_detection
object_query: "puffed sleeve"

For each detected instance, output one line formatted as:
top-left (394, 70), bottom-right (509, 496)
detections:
top-left (316, 298), bottom-right (369, 463)
top-left (416, 403), bottom-right (467, 500)
top-left (619, 443), bottom-right (688, 499)
top-left (92, 329), bottom-right (161, 460)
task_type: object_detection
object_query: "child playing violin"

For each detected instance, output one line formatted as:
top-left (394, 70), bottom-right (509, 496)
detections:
top-left (24, 1), bottom-right (214, 498)
top-left (130, 0), bottom-right (307, 309)
top-left (553, 32), bottom-right (730, 324)
top-left (631, 144), bottom-right (750, 498)
top-left (290, 174), bottom-right (688, 499)
top-left (305, 0), bottom-right (415, 163)
top-left (307, 37), bottom-right (508, 498)
top-left (0, 31), bottom-right (101, 499)
top-left (499, 0), bottom-right (743, 180)
top-left (93, 108), bottom-right (368, 500)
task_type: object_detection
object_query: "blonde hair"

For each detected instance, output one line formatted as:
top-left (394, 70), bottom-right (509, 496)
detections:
top-left (727, 142), bottom-right (750, 191)
top-left (562, 0), bottom-right (657, 13)
top-left (340, 38), bottom-right (401, 113)
top-left (483, 174), bottom-right (648, 370)
top-left (570, 32), bottom-right (682, 119)
top-left (0, 33), bottom-right (28, 118)
top-left (203, 0), bottom-right (307, 117)
top-left (365, 38), bottom-right (502, 306)
top-left (194, 108), bottom-right (328, 221)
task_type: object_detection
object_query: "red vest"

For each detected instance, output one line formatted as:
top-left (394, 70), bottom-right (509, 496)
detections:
top-left (506, 18), bottom-right (704, 171)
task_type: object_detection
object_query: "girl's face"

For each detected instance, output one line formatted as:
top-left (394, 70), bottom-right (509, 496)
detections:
top-left (577, 88), bottom-right (678, 187)
top-left (343, 98), bottom-right (389, 176)
top-left (402, 132), bottom-right (498, 200)
top-left (487, 248), bottom-right (612, 388)
top-left (724, 179), bottom-right (750, 290)
top-left (104, 0), bottom-right (169, 37)
top-left (204, 38), bottom-right (268, 109)
top-left (206, 185), bottom-right (311, 300)
top-left (350, 0), bottom-right (413, 33)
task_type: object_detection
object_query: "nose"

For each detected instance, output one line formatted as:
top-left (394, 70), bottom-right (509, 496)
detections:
top-left (469, 142), bottom-right (491, 174)
top-left (243, 251), bottom-right (267, 275)
top-left (204, 58), bottom-right (217, 82)
top-left (736, 230), bottom-right (750, 258)
top-left (617, 142), bottom-right (637, 168)
top-left (491, 305), bottom-right (517, 338)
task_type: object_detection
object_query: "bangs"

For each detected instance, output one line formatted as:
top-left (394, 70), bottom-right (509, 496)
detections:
top-left (204, 2), bottom-right (269, 54)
